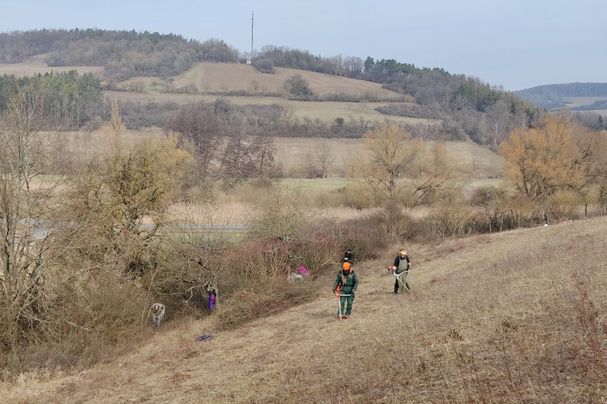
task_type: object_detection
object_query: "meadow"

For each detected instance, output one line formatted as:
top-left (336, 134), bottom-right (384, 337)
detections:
top-left (2, 53), bottom-right (605, 404)
top-left (2, 217), bottom-right (605, 402)
top-left (118, 62), bottom-right (407, 99)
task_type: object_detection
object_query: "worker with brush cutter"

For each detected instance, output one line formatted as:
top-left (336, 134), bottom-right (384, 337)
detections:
top-left (389, 248), bottom-right (411, 294)
top-left (333, 258), bottom-right (358, 319)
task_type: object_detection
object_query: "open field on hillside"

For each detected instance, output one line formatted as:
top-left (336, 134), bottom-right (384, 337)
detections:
top-left (45, 129), bottom-right (504, 228)
top-left (53, 127), bottom-right (502, 180)
top-left (118, 62), bottom-right (409, 100)
top-left (0, 62), bottom-right (103, 77)
top-left (563, 96), bottom-right (607, 108)
top-left (273, 137), bottom-right (504, 178)
top-left (105, 90), bottom-right (430, 125)
top-left (3, 217), bottom-right (605, 402)
top-left (557, 96), bottom-right (607, 112)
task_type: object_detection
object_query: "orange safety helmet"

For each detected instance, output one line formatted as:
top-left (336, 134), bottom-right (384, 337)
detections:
top-left (342, 261), bottom-right (352, 271)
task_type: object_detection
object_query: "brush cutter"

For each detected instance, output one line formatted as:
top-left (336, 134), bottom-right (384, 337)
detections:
top-left (393, 270), bottom-right (410, 293)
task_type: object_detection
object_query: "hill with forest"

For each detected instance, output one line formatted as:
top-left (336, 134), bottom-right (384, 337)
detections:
top-left (0, 29), bottom-right (540, 146)
top-left (516, 82), bottom-right (607, 111)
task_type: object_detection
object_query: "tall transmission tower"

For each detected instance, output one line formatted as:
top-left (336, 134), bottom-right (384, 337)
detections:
top-left (248, 11), bottom-right (254, 64)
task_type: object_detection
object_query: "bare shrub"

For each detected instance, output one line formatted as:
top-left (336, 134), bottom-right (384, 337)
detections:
top-left (549, 189), bottom-right (582, 220)
top-left (248, 189), bottom-right (310, 240)
top-left (331, 216), bottom-right (389, 260)
top-left (284, 75), bottom-right (315, 100)
top-left (360, 201), bottom-right (426, 244)
top-left (428, 200), bottom-right (473, 237)
top-left (251, 58), bottom-right (275, 74)
top-left (1, 103), bottom-right (193, 375)
top-left (339, 183), bottom-right (377, 209)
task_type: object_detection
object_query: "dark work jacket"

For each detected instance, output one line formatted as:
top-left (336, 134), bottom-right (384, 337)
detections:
top-left (333, 270), bottom-right (359, 294)
top-left (393, 255), bottom-right (410, 274)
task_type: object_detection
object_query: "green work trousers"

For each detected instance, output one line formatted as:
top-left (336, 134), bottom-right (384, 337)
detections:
top-left (338, 294), bottom-right (354, 316)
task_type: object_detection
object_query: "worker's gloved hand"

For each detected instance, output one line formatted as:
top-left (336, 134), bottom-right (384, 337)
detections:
top-left (351, 293), bottom-right (356, 300)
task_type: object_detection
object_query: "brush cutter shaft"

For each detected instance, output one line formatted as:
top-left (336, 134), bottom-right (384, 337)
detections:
top-left (393, 270), bottom-right (410, 291)
top-left (336, 293), bottom-right (353, 319)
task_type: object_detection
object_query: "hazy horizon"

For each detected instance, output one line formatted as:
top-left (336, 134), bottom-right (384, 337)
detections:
top-left (1, 0), bottom-right (605, 90)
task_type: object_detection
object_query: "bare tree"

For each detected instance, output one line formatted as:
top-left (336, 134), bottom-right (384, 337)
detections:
top-left (359, 123), bottom-right (453, 207)
top-left (315, 147), bottom-right (334, 178)
top-left (362, 123), bottom-right (422, 202)
top-left (0, 92), bottom-right (55, 340)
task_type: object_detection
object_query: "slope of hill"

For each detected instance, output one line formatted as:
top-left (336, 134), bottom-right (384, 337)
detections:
top-left (171, 63), bottom-right (406, 99)
top-left (0, 61), bottom-right (103, 77)
top-left (273, 137), bottom-right (504, 178)
top-left (3, 217), bottom-right (605, 402)
top-left (516, 82), bottom-right (607, 110)
top-left (0, 29), bottom-right (539, 146)
top-left (104, 91), bottom-right (429, 126)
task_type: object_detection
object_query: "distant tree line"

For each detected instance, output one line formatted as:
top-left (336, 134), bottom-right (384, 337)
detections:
top-left (514, 83), bottom-right (607, 110)
top-left (0, 71), bottom-right (102, 129)
top-left (361, 58), bottom-right (541, 147)
top-left (254, 46), bottom-right (364, 77)
top-left (516, 82), bottom-right (607, 106)
top-left (254, 48), bottom-right (541, 147)
top-left (0, 29), bottom-right (238, 80)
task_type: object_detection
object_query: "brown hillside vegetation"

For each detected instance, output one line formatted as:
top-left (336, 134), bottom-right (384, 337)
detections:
top-left (273, 137), bottom-right (504, 178)
top-left (105, 90), bottom-right (433, 125)
top-left (0, 61), bottom-right (103, 77)
top-left (2, 218), bottom-right (606, 402)
top-left (122, 62), bottom-right (406, 99)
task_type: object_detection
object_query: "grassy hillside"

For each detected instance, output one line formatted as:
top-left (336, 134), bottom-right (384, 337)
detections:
top-left (0, 61), bottom-right (103, 77)
top-left (104, 90), bottom-right (431, 125)
top-left (2, 217), bottom-right (605, 402)
top-left (119, 62), bottom-right (407, 100)
top-left (52, 127), bottom-right (502, 180)
top-left (108, 62), bottom-right (421, 126)
top-left (273, 137), bottom-right (503, 178)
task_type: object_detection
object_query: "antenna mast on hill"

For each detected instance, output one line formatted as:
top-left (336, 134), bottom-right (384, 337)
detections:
top-left (248, 11), bottom-right (254, 64)
top-left (247, 11), bottom-right (255, 65)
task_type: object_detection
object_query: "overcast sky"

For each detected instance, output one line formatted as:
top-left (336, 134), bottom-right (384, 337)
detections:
top-left (1, 0), bottom-right (605, 90)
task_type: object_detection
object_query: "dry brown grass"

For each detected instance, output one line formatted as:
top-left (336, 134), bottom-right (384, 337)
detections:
top-left (166, 201), bottom-right (253, 226)
top-left (274, 137), bottom-right (503, 178)
top-left (104, 90), bottom-right (429, 125)
top-left (0, 62), bottom-right (103, 77)
top-left (121, 62), bottom-right (406, 100)
top-left (2, 217), bottom-right (606, 402)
